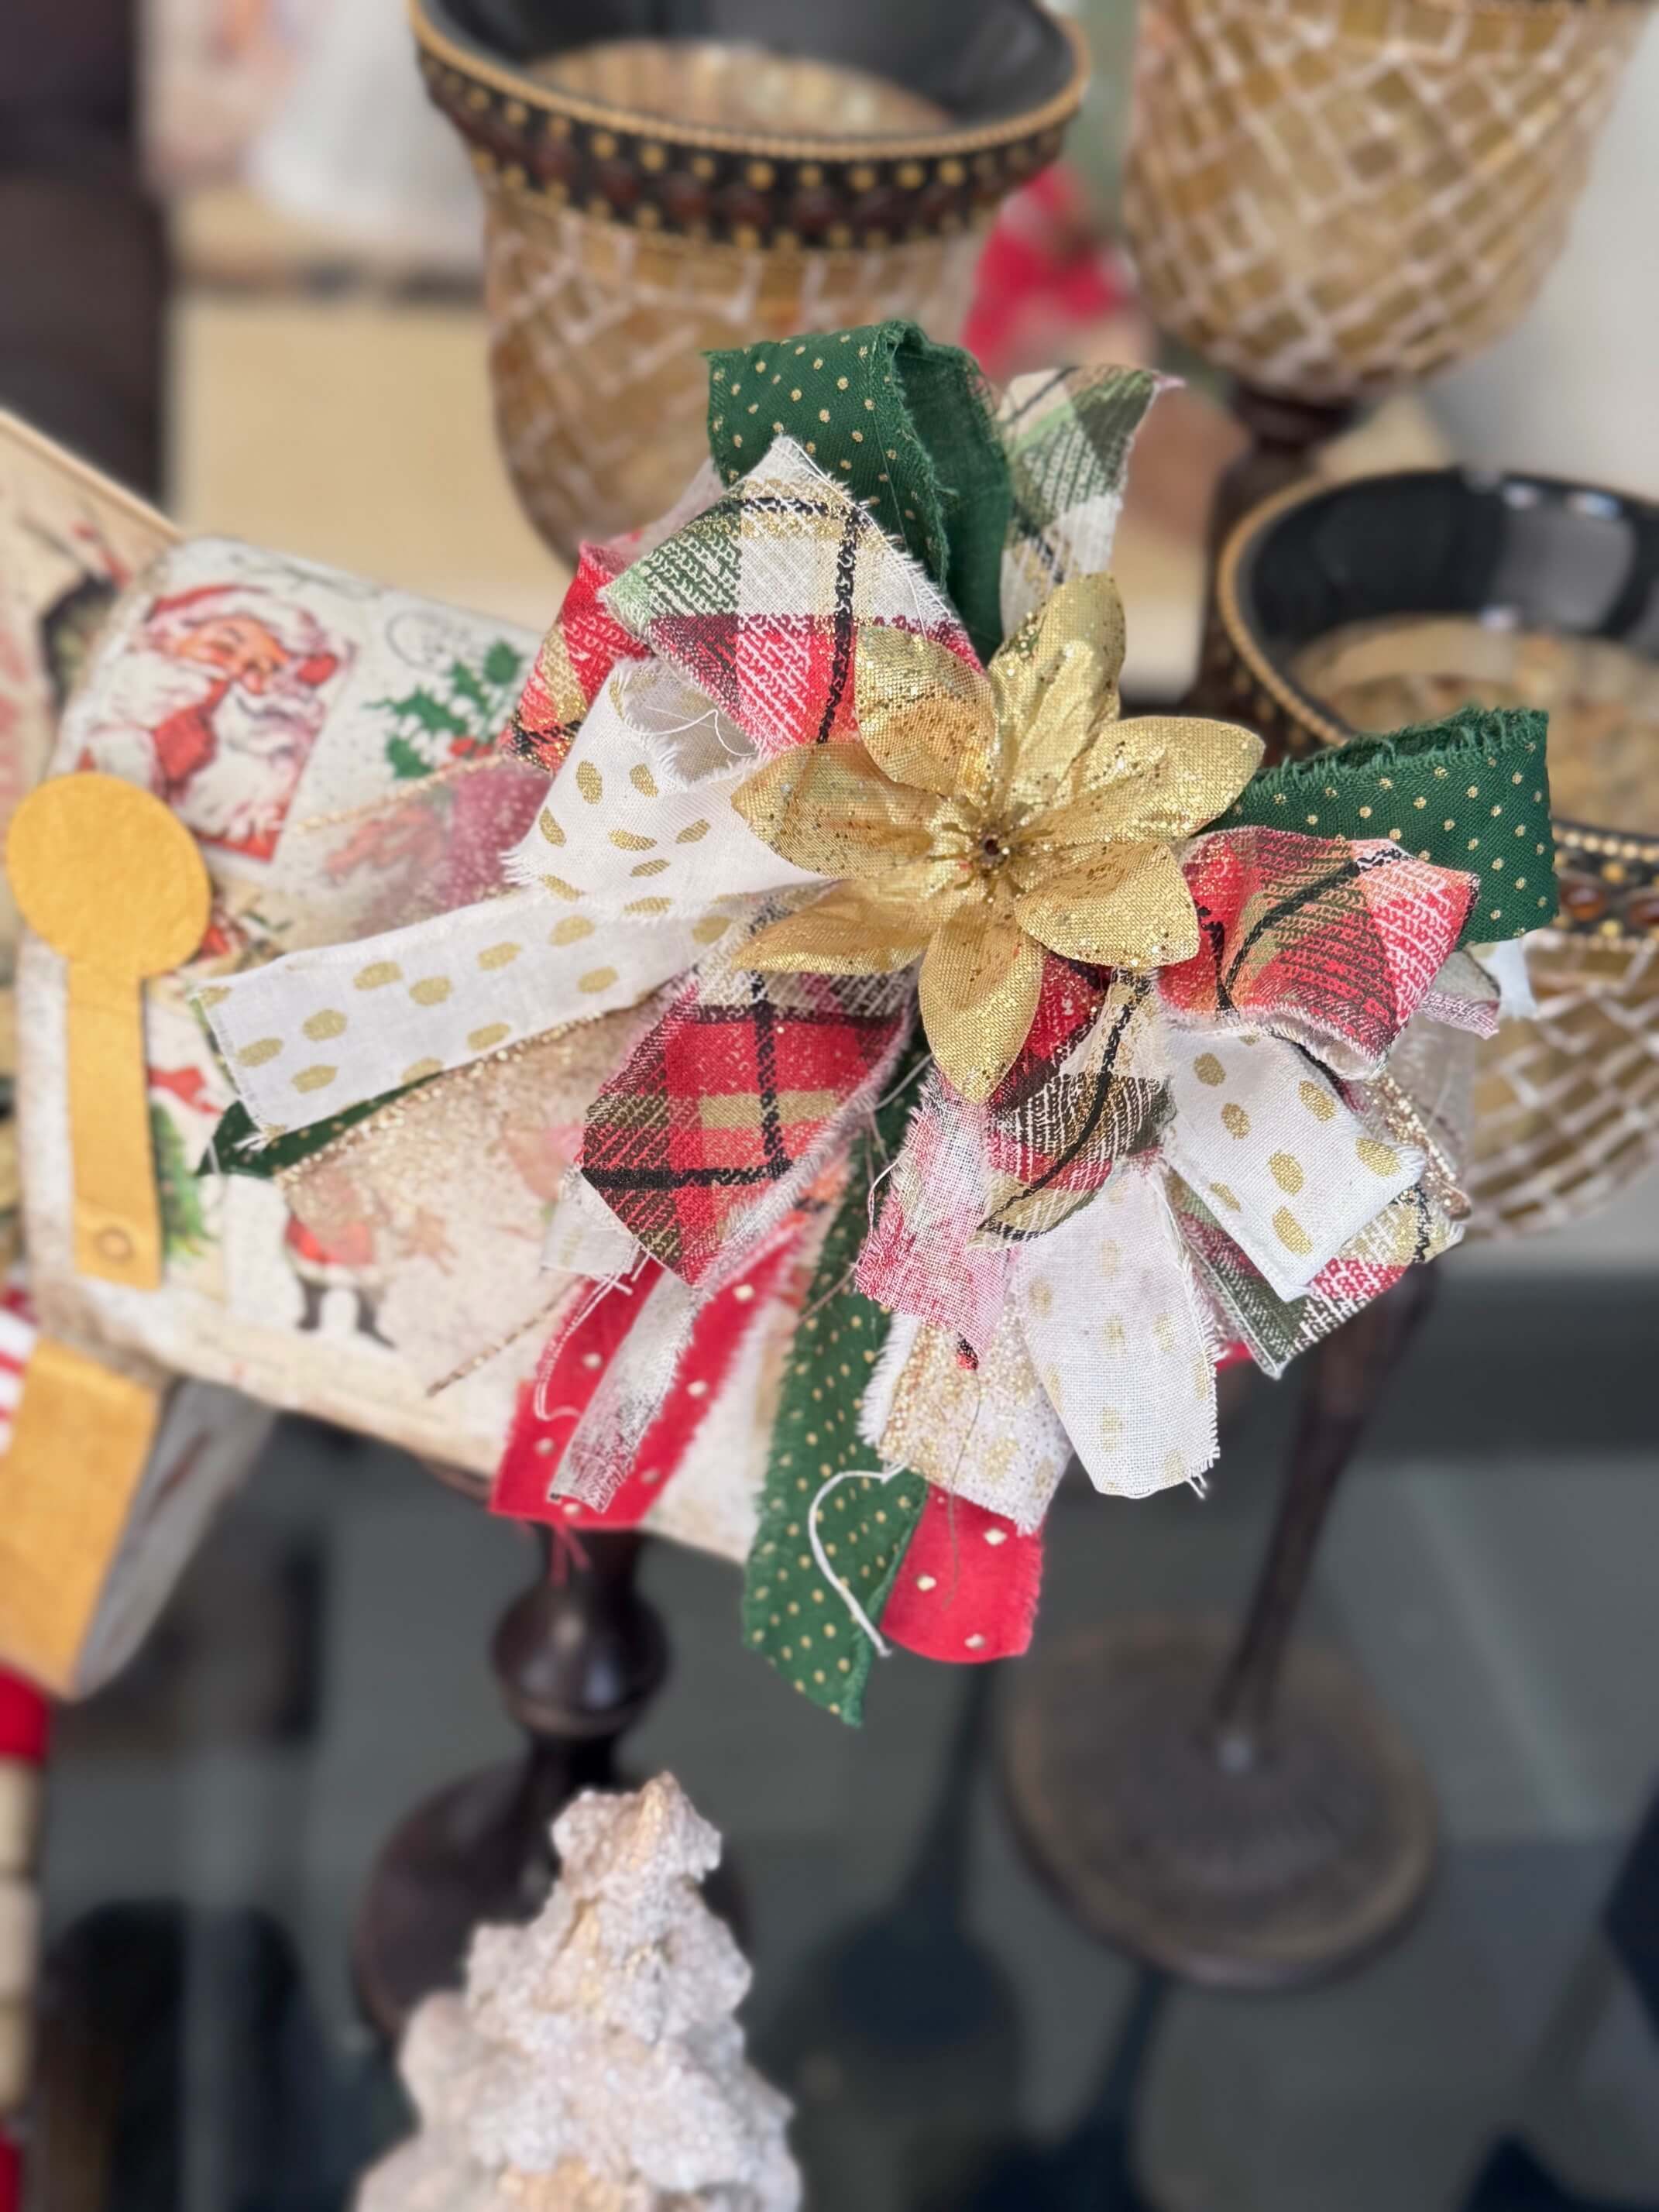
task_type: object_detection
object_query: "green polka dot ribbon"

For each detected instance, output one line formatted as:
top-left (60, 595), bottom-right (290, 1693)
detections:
top-left (706, 321), bottom-right (1010, 665)
top-left (741, 1072), bottom-right (929, 1725)
top-left (1224, 705), bottom-right (1555, 946)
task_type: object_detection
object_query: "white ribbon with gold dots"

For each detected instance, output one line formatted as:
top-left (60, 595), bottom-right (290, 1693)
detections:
top-left (195, 893), bottom-right (726, 1135)
top-left (1159, 1025), bottom-right (1421, 1301)
top-left (1015, 1165), bottom-right (1219, 1499)
top-left (200, 658), bottom-right (828, 1134)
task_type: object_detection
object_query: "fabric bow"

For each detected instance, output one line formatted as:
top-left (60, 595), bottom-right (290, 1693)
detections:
top-left (191, 329), bottom-right (1551, 1726)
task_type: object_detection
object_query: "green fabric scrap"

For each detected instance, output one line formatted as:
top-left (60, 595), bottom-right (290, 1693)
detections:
top-left (706, 321), bottom-right (1011, 662)
top-left (1224, 705), bottom-right (1555, 946)
top-left (741, 1066), bottom-right (929, 1726)
top-left (198, 1080), bottom-right (429, 1182)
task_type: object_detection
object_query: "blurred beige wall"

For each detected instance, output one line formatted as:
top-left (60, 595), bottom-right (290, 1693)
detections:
top-left (1429, 24), bottom-right (1659, 499)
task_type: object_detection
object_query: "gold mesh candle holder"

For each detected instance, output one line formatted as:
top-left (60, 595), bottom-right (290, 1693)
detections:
top-left (1123, 0), bottom-right (1651, 408)
top-left (412, 2), bottom-right (1088, 559)
top-left (1214, 466), bottom-right (1659, 1239)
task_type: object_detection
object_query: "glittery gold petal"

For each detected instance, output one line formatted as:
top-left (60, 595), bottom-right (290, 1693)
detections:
top-left (991, 574), bottom-right (1126, 812)
top-left (1029, 715), bottom-right (1262, 844)
top-left (854, 626), bottom-right (999, 805)
top-left (919, 908), bottom-right (1045, 1104)
top-left (731, 741), bottom-right (949, 879)
top-left (1013, 840), bottom-right (1200, 970)
top-left (738, 882), bottom-right (936, 975)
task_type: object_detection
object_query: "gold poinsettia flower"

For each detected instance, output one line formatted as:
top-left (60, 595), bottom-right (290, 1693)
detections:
top-left (730, 573), bottom-right (1262, 1103)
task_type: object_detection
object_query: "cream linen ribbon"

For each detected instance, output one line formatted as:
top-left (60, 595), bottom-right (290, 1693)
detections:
top-left (1014, 1163), bottom-right (1220, 1499)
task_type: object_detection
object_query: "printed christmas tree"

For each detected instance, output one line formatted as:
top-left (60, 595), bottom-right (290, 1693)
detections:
top-left (356, 1775), bottom-right (799, 2212)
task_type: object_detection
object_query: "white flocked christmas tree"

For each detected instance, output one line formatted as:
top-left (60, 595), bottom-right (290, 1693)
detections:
top-left (357, 1775), bottom-right (800, 2212)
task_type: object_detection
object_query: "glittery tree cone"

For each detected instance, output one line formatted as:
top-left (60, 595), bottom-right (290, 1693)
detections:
top-left (1122, 0), bottom-right (1651, 407)
top-left (412, 0), bottom-right (1088, 558)
top-left (1214, 466), bottom-right (1659, 1240)
top-left (356, 1776), bottom-right (799, 2212)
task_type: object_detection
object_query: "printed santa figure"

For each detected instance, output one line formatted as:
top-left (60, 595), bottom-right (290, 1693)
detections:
top-left (282, 1159), bottom-right (393, 1346)
top-left (77, 582), bottom-right (348, 860)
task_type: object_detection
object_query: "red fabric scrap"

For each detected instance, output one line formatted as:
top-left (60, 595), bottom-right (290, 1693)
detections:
top-left (491, 1231), bottom-right (800, 1530)
top-left (0, 1671), bottom-right (49, 1764)
top-left (881, 1487), bottom-right (1042, 1664)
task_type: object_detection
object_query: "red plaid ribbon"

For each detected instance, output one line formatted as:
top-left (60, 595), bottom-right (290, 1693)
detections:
top-left (579, 952), bottom-right (915, 1286)
top-left (1159, 828), bottom-right (1475, 1073)
top-left (500, 542), bottom-right (648, 772)
top-left (600, 441), bottom-right (977, 761)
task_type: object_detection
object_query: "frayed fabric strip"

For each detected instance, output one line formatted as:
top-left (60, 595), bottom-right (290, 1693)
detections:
top-left (198, 891), bottom-right (713, 1134)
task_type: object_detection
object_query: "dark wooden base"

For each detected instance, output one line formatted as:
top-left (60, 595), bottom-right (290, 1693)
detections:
top-left (1001, 1617), bottom-right (1435, 1991)
top-left (352, 1527), bottom-right (668, 2040)
top-left (1187, 383), bottom-right (1358, 726)
top-left (1000, 1276), bottom-right (1438, 1994)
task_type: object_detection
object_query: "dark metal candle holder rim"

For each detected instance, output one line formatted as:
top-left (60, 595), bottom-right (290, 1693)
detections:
top-left (410, 0), bottom-right (1087, 248)
top-left (1215, 465), bottom-right (1659, 950)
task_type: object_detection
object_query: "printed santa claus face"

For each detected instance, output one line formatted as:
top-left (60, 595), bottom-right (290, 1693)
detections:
top-left (167, 613), bottom-right (289, 692)
top-left (75, 581), bottom-right (352, 863)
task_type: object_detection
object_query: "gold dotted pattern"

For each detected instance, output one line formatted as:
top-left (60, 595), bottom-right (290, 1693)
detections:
top-left (1224, 710), bottom-right (1557, 943)
top-left (740, 1107), bottom-right (926, 1723)
top-left (1273, 1205), bottom-right (1312, 1256)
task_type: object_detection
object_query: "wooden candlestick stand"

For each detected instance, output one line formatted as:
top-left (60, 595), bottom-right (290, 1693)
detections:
top-left (1000, 1269), bottom-right (1438, 1991)
top-left (352, 1470), bottom-right (668, 2041)
top-left (1187, 384), bottom-right (1357, 726)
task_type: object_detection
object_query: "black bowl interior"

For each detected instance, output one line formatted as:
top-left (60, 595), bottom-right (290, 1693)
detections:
top-left (1238, 471), bottom-right (1659, 702)
top-left (421, 0), bottom-right (1077, 127)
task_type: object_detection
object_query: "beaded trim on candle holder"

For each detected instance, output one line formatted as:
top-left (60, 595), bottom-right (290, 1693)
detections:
top-left (411, 10), bottom-right (1087, 249)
